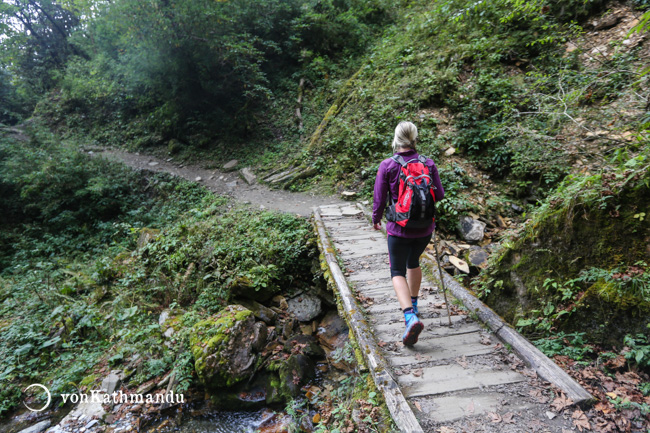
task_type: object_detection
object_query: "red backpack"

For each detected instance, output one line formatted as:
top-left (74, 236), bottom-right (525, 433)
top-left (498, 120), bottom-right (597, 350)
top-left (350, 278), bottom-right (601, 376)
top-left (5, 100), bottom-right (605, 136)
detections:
top-left (385, 155), bottom-right (437, 229)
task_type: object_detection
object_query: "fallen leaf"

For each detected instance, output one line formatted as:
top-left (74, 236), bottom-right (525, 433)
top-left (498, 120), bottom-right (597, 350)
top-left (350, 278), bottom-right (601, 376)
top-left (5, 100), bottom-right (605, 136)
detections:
top-left (604, 355), bottom-right (626, 370)
top-left (466, 401), bottom-right (475, 414)
top-left (502, 412), bottom-right (515, 424)
top-left (455, 356), bottom-right (468, 369)
top-left (551, 394), bottom-right (574, 412)
top-left (412, 368), bottom-right (423, 377)
top-left (488, 412), bottom-right (502, 423)
top-left (605, 392), bottom-right (617, 399)
top-left (438, 427), bottom-right (455, 433)
top-left (616, 371), bottom-right (641, 385)
top-left (572, 409), bottom-right (591, 432)
top-left (313, 413), bottom-right (321, 423)
top-left (414, 401), bottom-right (422, 411)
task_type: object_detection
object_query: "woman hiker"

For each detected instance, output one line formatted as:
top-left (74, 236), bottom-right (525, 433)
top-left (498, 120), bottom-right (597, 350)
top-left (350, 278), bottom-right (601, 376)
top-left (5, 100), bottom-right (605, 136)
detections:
top-left (372, 121), bottom-right (445, 346)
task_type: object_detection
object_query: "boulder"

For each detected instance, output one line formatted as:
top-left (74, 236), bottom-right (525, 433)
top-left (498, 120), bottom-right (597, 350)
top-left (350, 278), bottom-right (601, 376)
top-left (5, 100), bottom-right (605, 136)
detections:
top-left (283, 334), bottom-right (325, 358)
top-left (287, 293), bottom-right (322, 322)
top-left (239, 300), bottom-right (277, 325)
top-left (467, 246), bottom-right (489, 269)
top-left (316, 311), bottom-right (352, 371)
top-left (457, 216), bottom-right (486, 243)
top-left (101, 371), bottom-right (121, 395)
top-left (316, 311), bottom-right (349, 351)
top-left (190, 305), bottom-right (261, 388)
top-left (278, 354), bottom-right (315, 396)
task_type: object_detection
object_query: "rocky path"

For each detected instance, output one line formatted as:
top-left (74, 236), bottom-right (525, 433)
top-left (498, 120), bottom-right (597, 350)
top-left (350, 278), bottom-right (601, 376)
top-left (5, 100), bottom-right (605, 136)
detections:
top-left (98, 149), bottom-right (343, 217)
top-left (315, 204), bottom-right (590, 433)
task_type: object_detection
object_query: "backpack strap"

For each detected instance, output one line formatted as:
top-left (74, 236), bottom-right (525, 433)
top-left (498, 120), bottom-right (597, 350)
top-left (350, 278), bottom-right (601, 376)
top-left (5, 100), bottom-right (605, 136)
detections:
top-left (391, 155), bottom-right (408, 168)
top-left (418, 155), bottom-right (427, 164)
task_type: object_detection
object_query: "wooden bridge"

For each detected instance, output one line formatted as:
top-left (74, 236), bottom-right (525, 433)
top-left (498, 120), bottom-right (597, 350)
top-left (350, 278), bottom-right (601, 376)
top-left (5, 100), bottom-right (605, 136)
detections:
top-left (313, 203), bottom-right (593, 432)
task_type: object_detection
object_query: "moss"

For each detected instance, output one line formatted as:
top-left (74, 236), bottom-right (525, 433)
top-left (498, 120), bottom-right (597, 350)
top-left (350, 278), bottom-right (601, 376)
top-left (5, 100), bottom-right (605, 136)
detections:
top-left (482, 168), bottom-right (650, 346)
top-left (189, 305), bottom-right (254, 388)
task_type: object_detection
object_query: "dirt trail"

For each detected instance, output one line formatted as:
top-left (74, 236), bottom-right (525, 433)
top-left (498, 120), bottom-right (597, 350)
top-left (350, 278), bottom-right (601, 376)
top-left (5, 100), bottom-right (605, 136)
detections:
top-left (98, 149), bottom-right (344, 217)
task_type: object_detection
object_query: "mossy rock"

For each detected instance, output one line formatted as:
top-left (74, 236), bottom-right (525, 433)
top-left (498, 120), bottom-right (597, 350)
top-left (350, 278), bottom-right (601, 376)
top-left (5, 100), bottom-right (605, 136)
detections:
top-left (277, 354), bottom-right (315, 397)
top-left (482, 170), bottom-right (650, 346)
top-left (189, 305), bottom-right (260, 389)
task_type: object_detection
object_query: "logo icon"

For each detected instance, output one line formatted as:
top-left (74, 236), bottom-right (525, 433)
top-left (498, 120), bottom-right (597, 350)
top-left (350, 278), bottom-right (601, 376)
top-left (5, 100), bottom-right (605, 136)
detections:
top-left (23, 384), bottom-right (51, 412)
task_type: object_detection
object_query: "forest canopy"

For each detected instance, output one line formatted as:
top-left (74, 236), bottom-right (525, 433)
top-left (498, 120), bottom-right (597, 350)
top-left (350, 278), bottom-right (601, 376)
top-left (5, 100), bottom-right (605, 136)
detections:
top-left (0, 0), bottom-right (390, 134)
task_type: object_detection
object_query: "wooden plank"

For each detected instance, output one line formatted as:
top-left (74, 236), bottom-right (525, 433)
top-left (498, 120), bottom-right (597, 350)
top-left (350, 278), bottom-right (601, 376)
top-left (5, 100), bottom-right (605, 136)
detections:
top-left (386, 332), bottom-right (494, 366)
top-left (348, 270), bottom-right (392, 281)
top-left (413, 392), bottom-right (536, 423)
top-left (373, 320), bottom-right (482, 340)
top-left (397, 365), bottom-right (525, 397)
top-left (313, 207), bottom-right (425, 433)
top-left (421, 253), bottom-right (595, 406)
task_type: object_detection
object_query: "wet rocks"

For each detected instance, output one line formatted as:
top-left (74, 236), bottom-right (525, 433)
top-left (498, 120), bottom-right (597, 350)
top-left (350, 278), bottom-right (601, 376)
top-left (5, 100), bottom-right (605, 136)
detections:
top-left (190, 305), bottom-right (264, 389)
top-left (316, 311), bottom-right (352, 371)
top-left (17, 420), bottom-right (51, 433)
top-left (287, 293), bottom-right (322, 322)
top-left (284, 334), bottom-right (325, 358)
top-left (278, 354), bottom-right (315, 395)
top-left (457, 216), bottom-right (486, 243)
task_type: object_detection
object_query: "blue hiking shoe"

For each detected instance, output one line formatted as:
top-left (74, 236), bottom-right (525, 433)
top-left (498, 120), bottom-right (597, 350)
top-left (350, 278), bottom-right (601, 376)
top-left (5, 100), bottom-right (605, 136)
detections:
top-left (402, 313), bottom-right (424, 346)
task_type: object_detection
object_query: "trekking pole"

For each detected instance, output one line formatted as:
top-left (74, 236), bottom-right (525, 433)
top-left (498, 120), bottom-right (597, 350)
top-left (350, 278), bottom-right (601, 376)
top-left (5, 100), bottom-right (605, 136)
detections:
top-left (432, 228), bottom-right (453, 326)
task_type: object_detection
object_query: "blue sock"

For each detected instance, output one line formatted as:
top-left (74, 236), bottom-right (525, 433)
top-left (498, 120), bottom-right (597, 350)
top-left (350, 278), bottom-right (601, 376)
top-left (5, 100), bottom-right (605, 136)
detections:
top-left (411, 297), bottom-right (419, 315)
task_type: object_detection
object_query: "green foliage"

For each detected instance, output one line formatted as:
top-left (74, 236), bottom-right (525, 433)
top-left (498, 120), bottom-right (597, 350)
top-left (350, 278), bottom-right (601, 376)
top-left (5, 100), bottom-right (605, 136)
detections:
top-left (0, 128), bottom-right (212, 269)
top-left (435, 163), bottom-right (477, 229)
top-left (40, 0), bottom-right (390, 148)
top-left (0, 0), bottom-right (81, 107)
top-left (534, 332), bottom-right (594, 362)
top-left (576, 262), bottom-right (650, 301)
top-left (624, 332), bottom-right (650, 369)
top-left (0, 126), bottom-right (321, 416)
top-left (136, 207), bottom-right (317, 312)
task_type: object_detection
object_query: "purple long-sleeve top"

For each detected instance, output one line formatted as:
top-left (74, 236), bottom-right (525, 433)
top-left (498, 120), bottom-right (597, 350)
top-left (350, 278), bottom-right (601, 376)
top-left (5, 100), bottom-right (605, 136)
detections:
top-left (372, 149), bottom-right (445, 238)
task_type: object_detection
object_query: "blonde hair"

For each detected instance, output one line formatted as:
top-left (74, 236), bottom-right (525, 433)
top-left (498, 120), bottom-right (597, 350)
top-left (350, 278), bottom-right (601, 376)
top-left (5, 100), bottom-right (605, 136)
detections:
top-left (392, 121), bottom-right (418, 153)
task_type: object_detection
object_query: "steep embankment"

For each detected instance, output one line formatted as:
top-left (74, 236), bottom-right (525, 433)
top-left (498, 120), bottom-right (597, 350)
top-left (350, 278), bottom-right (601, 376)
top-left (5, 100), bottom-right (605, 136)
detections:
top-left (293, 0), bottom-right (650, 342)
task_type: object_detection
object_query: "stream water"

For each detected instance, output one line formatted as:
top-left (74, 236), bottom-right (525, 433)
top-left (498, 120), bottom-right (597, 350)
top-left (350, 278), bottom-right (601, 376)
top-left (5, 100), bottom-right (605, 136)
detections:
top-left (170, 409), bottom-right (268, 433)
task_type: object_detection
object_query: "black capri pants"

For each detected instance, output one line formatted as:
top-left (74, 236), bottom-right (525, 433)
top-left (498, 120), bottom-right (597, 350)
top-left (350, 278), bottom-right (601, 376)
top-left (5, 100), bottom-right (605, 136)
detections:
top-left (387, 234), bottom-right (432, 278)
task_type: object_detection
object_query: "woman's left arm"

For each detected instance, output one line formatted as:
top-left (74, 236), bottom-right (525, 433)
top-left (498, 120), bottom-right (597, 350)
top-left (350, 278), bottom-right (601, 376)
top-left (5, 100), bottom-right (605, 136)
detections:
top-left (373, 162), bottom-right (389, 225)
